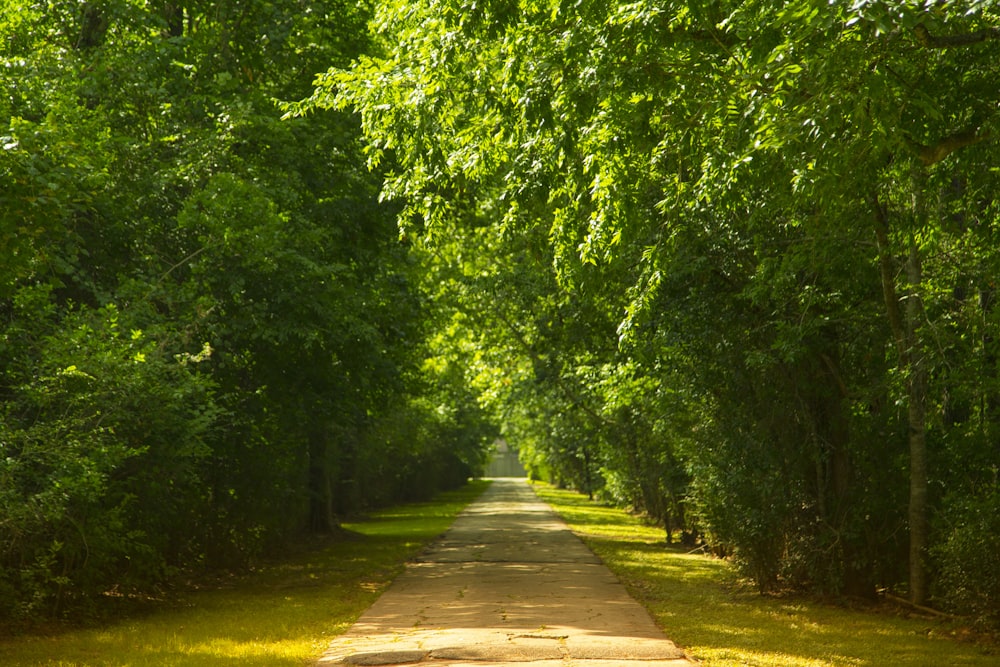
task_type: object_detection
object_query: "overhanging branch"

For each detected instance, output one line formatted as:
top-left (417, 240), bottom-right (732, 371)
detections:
top-left (913, 23), bottom-right (1000, 49)
top-left (907, 126), bottom-right (991, 166)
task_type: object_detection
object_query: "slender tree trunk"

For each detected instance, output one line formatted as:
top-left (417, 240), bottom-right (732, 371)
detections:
top-left (905, 170), bottom-right (930, 605)
top-left (308, 429), bottom-right (339, 533)
top-left (872, 185), bottom-right (929, 605)
top-left (813, 349), bottom-right (870, 596)
top-left (78, 3), bottom-right (109, 49)
top-left (582, 442), bottom-right (594, 500)
top-left (906, 316), bottom-right (929, 604)
top-left (161, 3), bottom-right (185, 37)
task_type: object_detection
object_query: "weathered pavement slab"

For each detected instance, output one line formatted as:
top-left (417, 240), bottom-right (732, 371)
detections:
top-left (316, 478), bottom-right (694, 666)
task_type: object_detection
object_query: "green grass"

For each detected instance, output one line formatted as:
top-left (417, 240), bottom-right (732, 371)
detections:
top-left (532, 482), bottom-right (997, 667)
top-left (0, 480), bottom-right (490, 666)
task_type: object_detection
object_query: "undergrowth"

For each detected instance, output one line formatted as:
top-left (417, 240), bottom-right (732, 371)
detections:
top-left (0, 480), bottom-right (490, 666)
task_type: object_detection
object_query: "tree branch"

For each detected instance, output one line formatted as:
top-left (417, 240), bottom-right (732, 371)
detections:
top-left (907, 126), bottom-right (991, 166)
top-left (913, 23), bottom-right (1000, 49)
top-left (488, 296), bottom-right (613, 429)
top-left (871, 192), bottom-right (908, 364)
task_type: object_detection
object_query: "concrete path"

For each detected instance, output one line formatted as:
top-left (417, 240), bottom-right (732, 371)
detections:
top-left (316, 478), bottom-right (694, 667)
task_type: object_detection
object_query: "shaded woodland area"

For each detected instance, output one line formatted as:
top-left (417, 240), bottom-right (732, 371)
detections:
top-left (1, 1), bottom-right (494, 620)
top-left (3, 0), bottom-right (999, 631)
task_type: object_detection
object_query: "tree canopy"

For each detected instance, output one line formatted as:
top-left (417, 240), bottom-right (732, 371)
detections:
top-left (313, 0), bottom-right (1000, 621)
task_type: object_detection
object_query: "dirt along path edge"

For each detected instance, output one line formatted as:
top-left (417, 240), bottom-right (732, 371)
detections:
top-left (316, 478), bottom-right (696, 666)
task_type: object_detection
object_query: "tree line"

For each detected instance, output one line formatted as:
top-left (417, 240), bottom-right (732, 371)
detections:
top-left (316, 0), bottom-right (1000, 627)
top-left (1, 1), bottom-right (493, 621)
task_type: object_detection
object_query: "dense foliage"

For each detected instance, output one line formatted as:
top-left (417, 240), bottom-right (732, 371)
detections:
top-left (0, 1), bottom-right (493, 621)
top-left (317, 0), bottom-right (1000, 625)
top-left (5, 0), bottom-right (1000, 632)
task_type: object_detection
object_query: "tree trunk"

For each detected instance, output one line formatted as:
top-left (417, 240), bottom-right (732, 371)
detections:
top-left (872, 185), bottom-right (929, 605)
top-left (905, 172), bottom-right (930, 605)
top-left (161, 3), bottom-right (185, 37)
top-left (78, 3), bottom-right (108, 49)
top-left (815, 349), bottom-right (871, 597)
top-left (308, 429), bottom-right (339, 534)
top-left (906, 327), bottom-right (929, 604)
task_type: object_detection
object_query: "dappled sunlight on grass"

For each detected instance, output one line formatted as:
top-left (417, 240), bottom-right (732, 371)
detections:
top-left (694, 647), bottom-right (865, 667)
top-left (533, 482), bottom-right (997, 667)
top-left (0, 481), bottom-right (490, 666)
top-left (175, 637), bottom-right (313, 662)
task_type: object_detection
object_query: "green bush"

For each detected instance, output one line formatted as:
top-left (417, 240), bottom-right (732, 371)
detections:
top-left (0, 298), bottom-right (219, 618)
top-left (934, 488), bottom-right (1000, 629)
top-left (685, 433), bottom-right (790, 591)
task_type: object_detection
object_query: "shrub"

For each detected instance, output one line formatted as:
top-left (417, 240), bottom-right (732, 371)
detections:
top-left (934, 488), bottom-right (1000, 629)
top-left (0, 299), bottom-right (219, 619)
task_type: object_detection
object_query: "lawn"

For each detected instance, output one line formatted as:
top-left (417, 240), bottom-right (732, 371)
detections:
top-left (532, 482), bottom-right (997, 667)
top-left (0, 480), bottom-right (490, 666)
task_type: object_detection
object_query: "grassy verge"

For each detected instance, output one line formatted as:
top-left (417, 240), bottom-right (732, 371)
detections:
top-left (0, 480), bottom-right (490, 667)
top-left (532, 482), bottom-right (997, 667)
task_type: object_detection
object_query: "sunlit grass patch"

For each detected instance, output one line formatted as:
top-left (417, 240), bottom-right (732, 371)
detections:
top-left (0, 480), bottom-right (490, 666)
top-left (533, 482), bottom-right (997, 667)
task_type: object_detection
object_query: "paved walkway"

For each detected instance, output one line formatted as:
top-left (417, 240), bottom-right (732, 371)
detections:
top-left (317, 478), bottom-right (694, 666)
